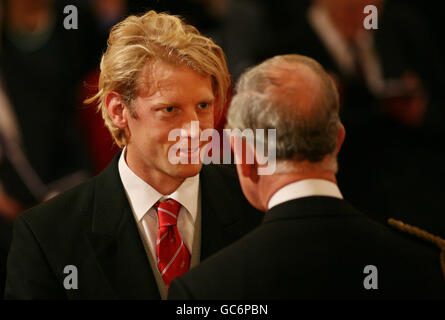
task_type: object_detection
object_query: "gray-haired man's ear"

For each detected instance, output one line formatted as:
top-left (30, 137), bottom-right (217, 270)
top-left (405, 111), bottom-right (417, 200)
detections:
top-left (230, 135), bottom-right (259, 183)
top-left (336, 123), bottom-right (346, 156)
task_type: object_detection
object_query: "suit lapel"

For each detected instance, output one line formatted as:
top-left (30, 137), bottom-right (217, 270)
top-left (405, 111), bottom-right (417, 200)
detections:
top-left (86, 153), bottom-right (160, 299)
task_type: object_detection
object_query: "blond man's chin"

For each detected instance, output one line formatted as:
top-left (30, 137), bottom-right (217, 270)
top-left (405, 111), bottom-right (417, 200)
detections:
top-left (168, 162), bottom-right (203, 179)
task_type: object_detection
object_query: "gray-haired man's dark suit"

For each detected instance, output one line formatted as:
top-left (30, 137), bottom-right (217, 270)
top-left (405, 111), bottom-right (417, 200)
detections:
top-left (169, 196), bottom-right (445, 299)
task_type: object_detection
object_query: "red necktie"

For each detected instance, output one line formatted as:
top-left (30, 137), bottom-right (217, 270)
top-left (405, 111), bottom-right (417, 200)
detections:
top-left (155, 199), bottom-right (190, 287)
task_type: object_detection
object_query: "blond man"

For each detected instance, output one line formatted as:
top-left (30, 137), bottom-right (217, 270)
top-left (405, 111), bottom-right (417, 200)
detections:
top-left (5, 11), bottom-right (262, 300)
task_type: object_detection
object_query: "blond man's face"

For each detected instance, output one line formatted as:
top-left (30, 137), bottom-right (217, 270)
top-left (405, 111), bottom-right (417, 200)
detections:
top-left (124, 61), bottom-right (215, 183)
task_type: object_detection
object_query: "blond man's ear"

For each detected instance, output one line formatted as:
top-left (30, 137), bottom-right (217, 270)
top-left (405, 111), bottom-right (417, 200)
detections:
top-left (105, 91), bottom-right (128, 130)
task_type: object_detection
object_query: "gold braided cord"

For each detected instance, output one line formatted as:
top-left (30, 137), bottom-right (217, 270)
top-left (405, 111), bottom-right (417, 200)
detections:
top-left (388, 218), bottom-right (445, 249)
top-left (388, 218), bottom-right (445, 280)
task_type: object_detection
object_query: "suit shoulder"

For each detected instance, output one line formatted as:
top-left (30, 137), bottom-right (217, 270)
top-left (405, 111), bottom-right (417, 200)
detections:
top-left (355, 215), bottom-right (441, 251)
top-left (19, 176), bottom-right (97, 228)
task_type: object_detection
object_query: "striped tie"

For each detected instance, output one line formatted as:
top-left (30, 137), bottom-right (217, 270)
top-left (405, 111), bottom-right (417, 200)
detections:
top-left (155, 198), bottom-right (190, 287)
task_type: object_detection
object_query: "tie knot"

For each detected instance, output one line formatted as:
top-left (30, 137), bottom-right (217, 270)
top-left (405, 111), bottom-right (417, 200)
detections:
top-left (155, 198), bottom-right (181, 227)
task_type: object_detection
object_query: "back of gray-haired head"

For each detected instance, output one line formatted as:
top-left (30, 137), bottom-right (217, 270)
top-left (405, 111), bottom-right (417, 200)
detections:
top-left (227, 54), bottom-right (341, 163)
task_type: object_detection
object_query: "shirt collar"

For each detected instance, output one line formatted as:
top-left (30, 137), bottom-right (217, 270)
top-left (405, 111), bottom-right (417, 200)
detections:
top-left (268, 179), bottom-right (343, 210)
top-left (118, 148), bottom-right (199, 222)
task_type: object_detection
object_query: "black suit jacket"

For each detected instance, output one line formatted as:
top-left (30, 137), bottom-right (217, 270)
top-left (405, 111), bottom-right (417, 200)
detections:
top-left (169, 197), bottom-right (445, 299)
top-left (4, 154), bottom-right (263, 299)
top-left (0, 216), bottom-right (12, 299)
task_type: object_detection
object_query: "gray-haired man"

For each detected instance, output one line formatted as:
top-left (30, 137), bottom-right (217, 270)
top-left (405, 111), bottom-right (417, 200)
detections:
top-left (168, 54), bottom-right (445, 299)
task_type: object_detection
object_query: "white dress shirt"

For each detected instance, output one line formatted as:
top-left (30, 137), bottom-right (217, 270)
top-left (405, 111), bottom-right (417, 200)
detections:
top-left (268, 179), bottom-right (343, 210)
top-left (118, 148), bottom-right (199, 263)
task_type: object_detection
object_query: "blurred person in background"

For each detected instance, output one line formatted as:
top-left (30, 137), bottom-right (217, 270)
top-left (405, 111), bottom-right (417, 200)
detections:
top-left (0, 0), bottom-right (102, 297)
top-left (0, 0), bottom-right (102, 209)
top-left (188, 0), bottom-right (267, 82)
top-left (77, 0), bottom-right (128, 173)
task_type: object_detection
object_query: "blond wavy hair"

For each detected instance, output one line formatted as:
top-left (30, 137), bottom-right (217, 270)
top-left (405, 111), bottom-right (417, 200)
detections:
top-left (86, 10), bottom-right (231, 147)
